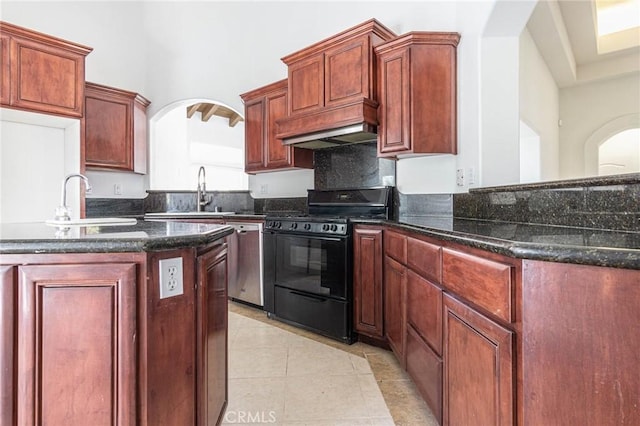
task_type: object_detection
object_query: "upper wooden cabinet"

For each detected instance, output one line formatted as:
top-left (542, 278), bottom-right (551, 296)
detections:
top-left (276, 19), bottom-right (396, 140)
top-left (0, 21), bottom-right (92, 117)
top-left (375, 32), bottom-right (460, 157)
top-left (240, 79), bottom-right (313, 173)
top-left (84, 82), bottom-right (150, 174)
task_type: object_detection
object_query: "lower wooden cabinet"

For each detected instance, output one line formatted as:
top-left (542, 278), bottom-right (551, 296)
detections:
top-left (0, 266), bottom-right (15, 426)
top-left (443, 293), bottom-right (514, 426)
top-left (353, 227), bottom-right (384, 338)
top-left (197, 244), bottom-right (229, 426)
top-left (384, 255), bottom-right (406, 365)
top-left (406, 324), bottom-right (443, 424)
top-left (17, 262), bottom-right (137, 425)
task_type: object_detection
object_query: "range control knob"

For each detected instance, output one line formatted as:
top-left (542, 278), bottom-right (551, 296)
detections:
top-left (330, 224), bottom-right (338, 232)
top-left (304, 223), bottom-right (311, 230)
top-left (322, 224), bottom-right (329, 231)
top-left (290, 222), bottom-right (298, 229)
top-left (275, 221), bottom-right (282, 228)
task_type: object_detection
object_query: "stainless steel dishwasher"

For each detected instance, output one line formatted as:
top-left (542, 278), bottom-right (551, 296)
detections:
top-left (226, 221), bottom-right (263, 307)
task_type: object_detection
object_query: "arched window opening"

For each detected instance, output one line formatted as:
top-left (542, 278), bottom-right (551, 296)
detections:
top-left (598, 128), bottom-right (640, 176)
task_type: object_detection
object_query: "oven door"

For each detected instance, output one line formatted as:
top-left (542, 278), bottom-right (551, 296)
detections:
top-left (274, 233), bottom-right (348, 300)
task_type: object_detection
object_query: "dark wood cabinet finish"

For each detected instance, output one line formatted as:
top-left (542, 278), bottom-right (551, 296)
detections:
top-left (384, 255), bottom-right (406, 365)
top-left (406, 324), bottom-right (443, 424)
top-left (0, 33), bottom-right (9, 105)
top-left (384, 229), bottom-right (407, 264)
top-left (197, 244), bottom-right (229, 426)
top-left (443, 293), bottom-right (514, 426)
top-left (353, 226), bottom-right (384, 338)
top-left (376, 32), bottom-right (460, 157)
top-left (0, 21), bottom-right (92, 117)
top-left (406, 269), bottom-right (442, 356)
top-left (442, 247), bottom-right (514, 323)
top-left (522, 261), bottom-right (640, 426)
top-left (16, 262), bottom-right (137, 426)
top-left (84, 82), bottom-right (150, 174)
top-left (0, 266), bottom-right (15, 426)
top-left (407, 236), bottom-right (441, 284)
top-left (288, 54), bottom-right (324, 116)
top-left (240, 79), bottom-right (313, 173)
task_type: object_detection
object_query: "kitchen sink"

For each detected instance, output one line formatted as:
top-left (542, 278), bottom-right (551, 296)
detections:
top-left (45, 217), bottom-right (138, 226)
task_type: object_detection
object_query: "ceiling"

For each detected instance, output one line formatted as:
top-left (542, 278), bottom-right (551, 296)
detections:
top-left (527, 0), bottom-right (640, 87)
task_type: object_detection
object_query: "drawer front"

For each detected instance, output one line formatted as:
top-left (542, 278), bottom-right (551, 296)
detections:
top-left (407, 237), bottom-right (441, 283)
top-left (406, 324), bottom-right (442, 424)
top-left (407, 269), bottom-right (442, 355)
top-left (442, 248), bottom-right (513, 323)
top-left (384, 230), bottom-right (407, 264)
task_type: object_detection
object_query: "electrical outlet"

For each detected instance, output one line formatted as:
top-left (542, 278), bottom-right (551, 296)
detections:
top-left (456, 168), bottom-right (465, 186)
top-left (468, 167), bottom-right (476, 185)
top-left (159, 257), bottom-right (183, 299)
top-left (114, 183), bottom-right (123, 195)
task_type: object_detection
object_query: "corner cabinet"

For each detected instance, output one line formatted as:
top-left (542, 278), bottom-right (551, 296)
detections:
top-left (375, 32), bottom-right (460, 157)
top-left (240, 79), bottom-right (313, 173)
top-left (84, 82), bottom-right (150, 174)
top-left (353, 226), bottom-right (384, 339)
top-left (0, 21), bottom-right (92, 117)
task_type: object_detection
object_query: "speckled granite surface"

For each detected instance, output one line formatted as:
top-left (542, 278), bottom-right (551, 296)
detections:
top-left (352, 217), bottom-right (640, 270)
top-left (0, 220), bottom-right (233, 254)
top-left (144, 190), bottom-right (255, 214)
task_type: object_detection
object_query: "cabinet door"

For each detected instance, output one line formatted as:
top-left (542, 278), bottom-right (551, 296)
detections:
top-left (288, 53), bottom-right (324, 116)
top-left (17, 263), bottom-right (137, 426)
top-left (353, 227), bottom-right (384, 338)
top-left (10, 36), bottom-right (85, 117)
top-left (384, 255), bottom-right (406, 365)
top-left (0, 34), bottom-right (9, 105)
top-left (377, 46), bottom-right (411, 155)
top-left (84, 88), bottom-right (133, 171)
top-left (197, 244), bottom-right (228, 426)
top-left (0, 266), bottom-right (15, 426)
top-left (406, 269), bottom-right (442, 355)
top-left (324, 35), bottom-right (370, 107)
top-left (443, 294), bottom-right (513, 426)
top-left (406, 324), bottom-right (442, 424)
top-left (265, 88), bottom-right (290, 168)
top-left (244, 97), bottom-right (266, 172)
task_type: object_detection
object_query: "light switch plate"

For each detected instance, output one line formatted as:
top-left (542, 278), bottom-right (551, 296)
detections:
top-left (159, 257), bottom-right (184, 299)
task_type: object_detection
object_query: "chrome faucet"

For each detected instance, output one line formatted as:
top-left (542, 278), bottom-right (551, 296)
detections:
top-left (55, 173), bottom-right (91, 221)
top-left (196, 166), bottom-right (210, 212)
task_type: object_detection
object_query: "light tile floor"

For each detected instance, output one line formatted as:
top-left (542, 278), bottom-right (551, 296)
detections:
top-left (226, 302), bottom-right (438, 426)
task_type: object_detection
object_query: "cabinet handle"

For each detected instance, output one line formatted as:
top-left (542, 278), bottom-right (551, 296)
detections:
top-left (289, 290), bottom-right (327, 303)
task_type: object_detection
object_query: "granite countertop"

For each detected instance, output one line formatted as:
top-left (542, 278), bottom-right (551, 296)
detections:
top-left (352, 216), bottom-right (640, 270)
top-left (144, 212), bottom-right (266, 220)
top-left (0, 220), bottom-right (234, 254)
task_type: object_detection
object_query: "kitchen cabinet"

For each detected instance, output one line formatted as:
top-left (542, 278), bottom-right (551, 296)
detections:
top-left (84, 82), bottom-right (150, 174)
top-left (196, 243), bottom-right (229, 426)
top-left (353, 226), bottom-right (384, 339)
top-left (16, 262), bottom-right (137, 425)
top-left (276, 19), bottom-right (395, 141)
top-left (375, 32), bottom-right (460, 157)
top-left (0, 266), bottom-right (14, 426)
top-left (240, 79), bottom-right (313, 173)
top-left (384, 254), bottom-right (406, 365)
top-left (443, 293), bottom-right (513, 426)
top-left (0, 21), bottom-right (92, 118)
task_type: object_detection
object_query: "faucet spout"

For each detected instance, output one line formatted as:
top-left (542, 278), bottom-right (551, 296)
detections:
top-left (55, 173), bottom-right (91, 221)
top-left (196, 166), bottom-right (210, 212)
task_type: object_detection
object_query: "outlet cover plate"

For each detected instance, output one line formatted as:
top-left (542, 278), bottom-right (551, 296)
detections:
top-left (159, 257), bottom-right (184, 299)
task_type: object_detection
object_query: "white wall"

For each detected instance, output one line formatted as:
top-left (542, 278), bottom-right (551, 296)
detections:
top-left (5, 0), bottom-right (550, 198)
top-left (0, 109), bottom-right (81, 223)
top-left (560, 73), bottom-right (640, 179)
top-left (519, 28), bottom-right (560, 181)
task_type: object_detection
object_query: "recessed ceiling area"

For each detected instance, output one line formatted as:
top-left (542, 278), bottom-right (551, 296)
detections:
top-left (527, 0), bottom-right (640, 87)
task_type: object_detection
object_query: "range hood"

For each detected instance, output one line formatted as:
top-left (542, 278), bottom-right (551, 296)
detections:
top-left (276, 97), bottom-right (380, 150)
top-left (281, 123), bottom-right (377, 149)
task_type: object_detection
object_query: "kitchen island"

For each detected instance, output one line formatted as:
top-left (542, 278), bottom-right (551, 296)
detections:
top-left (0, 220), bottom-right (233, 426)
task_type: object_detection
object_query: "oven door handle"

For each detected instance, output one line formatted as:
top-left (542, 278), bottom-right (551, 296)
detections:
top-left (288, 290), bottom-right (327, 303)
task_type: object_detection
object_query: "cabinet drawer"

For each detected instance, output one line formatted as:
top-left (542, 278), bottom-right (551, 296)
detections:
top-left (384, 230), bottom-right (406, 263)
top-left (442, 248), bottom-right (513, 323)
top-left (406, 324), bottom-right (442, 424)
top-left (407, 270), bottom-right (442, 355)
top-left (407, 237), bottom-right (441, 283)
